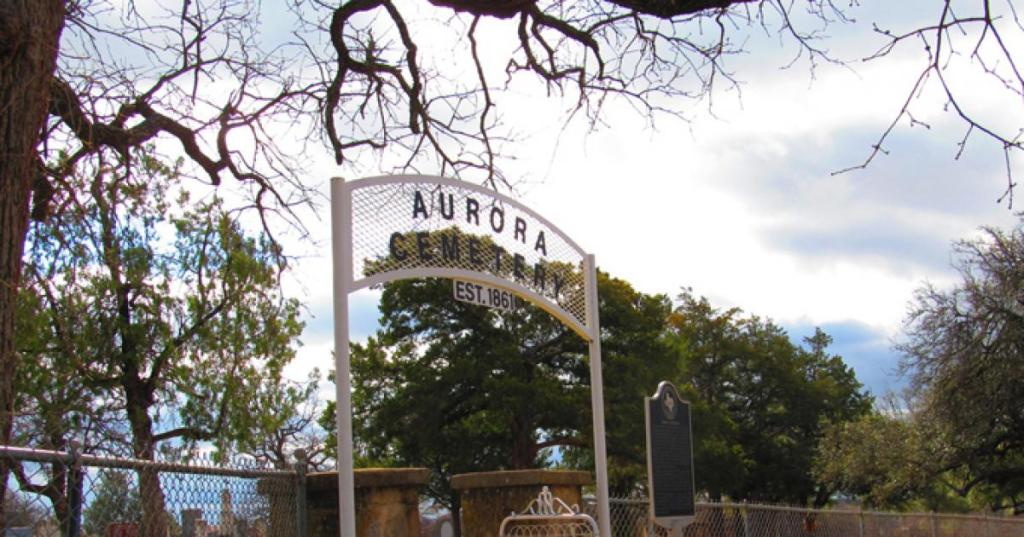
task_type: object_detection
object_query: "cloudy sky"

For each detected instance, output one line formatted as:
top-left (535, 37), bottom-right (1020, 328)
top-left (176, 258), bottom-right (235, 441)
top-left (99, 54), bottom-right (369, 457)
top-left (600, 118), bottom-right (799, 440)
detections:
top-left (277, 0), bottom-right (1022, 399)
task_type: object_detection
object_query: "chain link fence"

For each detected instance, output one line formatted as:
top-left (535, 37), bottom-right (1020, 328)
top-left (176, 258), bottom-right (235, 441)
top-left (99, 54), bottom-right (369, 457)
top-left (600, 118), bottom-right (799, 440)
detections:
top-left (587, 497), bottom-right (1024, 537)
top-left (0, 445), bottom-right (302, 537)
top-left (3, 442), bottom-right (1021, 537)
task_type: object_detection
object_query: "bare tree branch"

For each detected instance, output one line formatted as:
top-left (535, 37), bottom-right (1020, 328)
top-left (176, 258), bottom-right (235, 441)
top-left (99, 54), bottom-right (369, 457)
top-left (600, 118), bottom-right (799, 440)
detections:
top-left (838, 0), bottom-right (1023, 205)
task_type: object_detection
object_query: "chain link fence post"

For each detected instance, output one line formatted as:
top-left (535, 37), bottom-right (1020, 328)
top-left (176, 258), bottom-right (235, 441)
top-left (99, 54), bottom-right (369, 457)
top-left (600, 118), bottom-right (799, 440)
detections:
top-left (294, 449), bottom-right (309, 537)
top-left (65, 442), bottom-right (83, 537)
top-left (930, 512), bottom-right (938, 537)
top-left (859, 510), bottom-right (866, 537)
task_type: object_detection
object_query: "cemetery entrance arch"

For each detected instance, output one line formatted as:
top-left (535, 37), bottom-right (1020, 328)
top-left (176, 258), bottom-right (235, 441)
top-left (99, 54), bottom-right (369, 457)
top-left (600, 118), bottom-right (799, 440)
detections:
top-left (331, 175), bottom-right (612, 537)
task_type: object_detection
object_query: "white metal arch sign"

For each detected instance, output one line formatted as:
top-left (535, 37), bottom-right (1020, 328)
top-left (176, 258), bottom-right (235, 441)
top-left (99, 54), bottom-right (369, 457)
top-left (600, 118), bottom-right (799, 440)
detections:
top-left (331, 175), bottom-right (611, 537)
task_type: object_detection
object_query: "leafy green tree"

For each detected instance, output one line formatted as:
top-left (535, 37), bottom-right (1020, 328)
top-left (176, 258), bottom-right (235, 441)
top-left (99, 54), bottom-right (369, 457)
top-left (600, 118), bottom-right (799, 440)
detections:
top-left (668, 290), bottom-right (871, 505)
top-left (813, 403), bottom-right (976, 512)
top-left (10, 282), bottom-right (126, 528)
top-left (896, 220), bottom-right (1024, 514)
top-left (324, 271), bottom-right (674, 513)
top-left (816, 406), bottom-right (915, 509)
top-left (82, 470), bottom-right (142, 537)
top-left (815, 222), bottom-right (1024, 515)
top-left (245, 372), bottom-right (331, 471)
top-left (578, 274), bottom-right (677, 495)
top-left (18, 149), bottom-right (305, 534)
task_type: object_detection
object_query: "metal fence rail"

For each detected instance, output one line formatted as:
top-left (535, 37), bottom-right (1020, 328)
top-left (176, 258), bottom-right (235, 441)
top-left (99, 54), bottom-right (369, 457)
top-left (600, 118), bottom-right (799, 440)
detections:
top-left (1, 445), bottom-right (301, 537)
top-left (588, 498), bottom-right (1024, 537)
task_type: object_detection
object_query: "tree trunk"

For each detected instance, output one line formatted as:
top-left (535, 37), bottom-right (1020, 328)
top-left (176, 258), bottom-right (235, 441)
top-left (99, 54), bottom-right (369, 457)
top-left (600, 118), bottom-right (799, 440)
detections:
top-left (0, 0), bottom-right (67, 530)
top-left (128, 407), bottom-right (170, 537)
top-left (509, 415), bottom-right (536, 469)
top-left (450, 494), bottom-right (462, 537)
top-left (45, 435), bottom-right (72, 533)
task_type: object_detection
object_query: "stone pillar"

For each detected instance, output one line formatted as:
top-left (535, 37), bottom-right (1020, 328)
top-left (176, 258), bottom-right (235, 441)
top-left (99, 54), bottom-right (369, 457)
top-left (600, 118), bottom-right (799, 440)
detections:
top-left (306, 468), bottom-right (430, 537)
top-left (451, 469), bottom-right (592, 537)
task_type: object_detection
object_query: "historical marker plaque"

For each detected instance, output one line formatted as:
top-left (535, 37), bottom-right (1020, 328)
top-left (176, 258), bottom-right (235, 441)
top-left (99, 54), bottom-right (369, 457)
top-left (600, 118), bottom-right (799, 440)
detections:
top-left (646, 381), bottom-right (695, 530)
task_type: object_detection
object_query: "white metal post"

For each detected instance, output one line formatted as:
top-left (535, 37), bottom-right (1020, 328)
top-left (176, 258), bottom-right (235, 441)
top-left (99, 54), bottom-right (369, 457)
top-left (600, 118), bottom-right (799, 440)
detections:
top-left (330, 178), bottom-right (358, 537)
top-left (584, 254), bottom-right (612, 537)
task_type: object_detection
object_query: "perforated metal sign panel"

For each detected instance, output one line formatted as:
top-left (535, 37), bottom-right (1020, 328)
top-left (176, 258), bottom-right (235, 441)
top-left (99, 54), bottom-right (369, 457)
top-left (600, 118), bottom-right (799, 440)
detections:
top-left (342, 175), bottom-right (590, 336)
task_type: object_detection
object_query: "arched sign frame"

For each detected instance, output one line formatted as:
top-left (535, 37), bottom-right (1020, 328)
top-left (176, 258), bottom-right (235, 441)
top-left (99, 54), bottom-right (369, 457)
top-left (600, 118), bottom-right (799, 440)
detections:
top-left (331, 175), bottom-right (612, 537)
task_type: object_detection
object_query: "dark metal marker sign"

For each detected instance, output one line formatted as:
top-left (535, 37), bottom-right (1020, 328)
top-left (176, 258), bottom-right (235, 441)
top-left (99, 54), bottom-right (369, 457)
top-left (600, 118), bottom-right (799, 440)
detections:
top-left (646, 381), bottom-right (695, 531)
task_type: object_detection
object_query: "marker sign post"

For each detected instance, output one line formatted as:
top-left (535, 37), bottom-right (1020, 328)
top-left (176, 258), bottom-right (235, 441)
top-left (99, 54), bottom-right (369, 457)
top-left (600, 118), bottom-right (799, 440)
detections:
top-left (645, 381), bottom-right (695, 537)
top-left (331, 175), bottom-right (612, 537)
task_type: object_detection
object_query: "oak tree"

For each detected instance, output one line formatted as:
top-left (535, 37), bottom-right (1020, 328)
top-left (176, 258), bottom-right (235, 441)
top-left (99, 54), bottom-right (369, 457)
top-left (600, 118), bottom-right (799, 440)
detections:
top-left (815, 222), bottom-right (1024, 515)
top-left (813, 405), bottom-right (972, 512)
top-left (328, 271), bottom-right (674, 518)
top-left (897, 220), bottom-right (1024, 514)
top-left (16, 148), bottom-right (305, 533)
top-left (668, 290), bottom-right (871, 505)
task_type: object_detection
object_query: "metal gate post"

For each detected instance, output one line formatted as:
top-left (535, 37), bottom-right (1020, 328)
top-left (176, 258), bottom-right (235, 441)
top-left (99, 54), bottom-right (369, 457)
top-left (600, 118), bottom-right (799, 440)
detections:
top-left (294, 449), bottom-right (309, 537)
top-left (331, 177), bottom-right (358, 537)
top-left (584, 254), bottom-right (612, 537)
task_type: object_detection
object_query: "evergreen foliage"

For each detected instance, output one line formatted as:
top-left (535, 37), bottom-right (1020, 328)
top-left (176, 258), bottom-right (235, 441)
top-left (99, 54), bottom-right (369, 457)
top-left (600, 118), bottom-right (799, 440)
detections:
top-left (82, 471), bottom-right (142, 537)
top-left (325, 274), bottom-right (870, 507)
